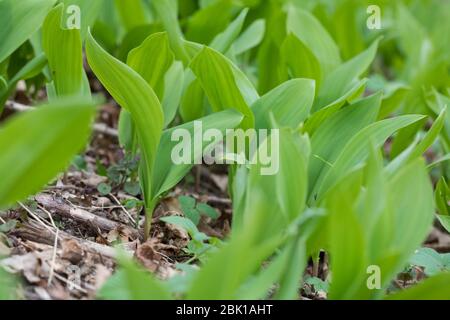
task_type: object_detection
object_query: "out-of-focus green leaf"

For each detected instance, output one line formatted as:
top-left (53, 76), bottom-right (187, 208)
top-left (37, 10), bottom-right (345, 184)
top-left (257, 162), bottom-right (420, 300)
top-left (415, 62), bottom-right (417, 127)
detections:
top-left (0, 98), bottom-right (95, 208)
top-left (0, 0), bottom-right (56, 63)
top-left (114, 0), bottom-right (147, 31)
top-left (97, 255), bottom-right (171, 300)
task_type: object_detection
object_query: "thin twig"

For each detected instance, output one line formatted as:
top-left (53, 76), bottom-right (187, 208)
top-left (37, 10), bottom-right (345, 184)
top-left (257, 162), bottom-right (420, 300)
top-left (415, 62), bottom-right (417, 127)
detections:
top-left (47, 228), bottom-right (59, 286)
top-left (18, 201), bottom-right (55, 234)
top-left (109, 193), bottom-right (135, 226)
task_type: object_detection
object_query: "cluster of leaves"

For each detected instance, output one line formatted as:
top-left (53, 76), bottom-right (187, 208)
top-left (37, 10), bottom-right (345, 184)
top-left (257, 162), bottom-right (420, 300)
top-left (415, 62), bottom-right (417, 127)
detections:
top-left (0, 0), bottom-right (449, 300)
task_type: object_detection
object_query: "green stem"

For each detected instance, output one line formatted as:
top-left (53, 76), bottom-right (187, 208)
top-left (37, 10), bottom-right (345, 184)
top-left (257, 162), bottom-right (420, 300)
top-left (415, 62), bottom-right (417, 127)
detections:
top-left (143, 199), bottom-right (158, 240)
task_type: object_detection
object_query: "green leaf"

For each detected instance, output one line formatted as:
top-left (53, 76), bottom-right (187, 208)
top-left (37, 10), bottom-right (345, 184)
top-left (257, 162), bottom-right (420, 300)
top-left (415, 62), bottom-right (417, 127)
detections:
top-left (127, 32), bottom-right (174, 99)
top-left (160, 216), bottom-right (199, 238)
top-left (190, 47), bottom-right (255, 129)
top-left (162, 61), bottom-right (184, 127)
top-left (186, 0), bottom-right (234, 46)
top-left (61, 0), bottom-right (105, 39)
top-left (152, 0), bottom-right (189, 64)
top-left (313, 115), bottom-right (426, 202)
top-left (179, 196), bottom-right (196, 211)
top-left (97, 183), bottom-right (112, 196)
top-left (0, 0), bottom-right (56, 63)
top-left (238, 129), bottom-right (310, 240)
top-left (232, 19), bottom-right (265, 55)
top-left (308, 93), bottom-right (382, 198)
top-left (151, 110), bottom-right (244, 200)
top-left (252, 79), bottom-right (315, 130)
top-left (286, 5), bottom-right (340, 75)
top-left (313, 38), bottom-right (380, 111)
top-left (387, 109), bottom-right (446, 174)
top-left (281, 33), bottom-right (322, 89)
top-left (86, 31), bottom-right (164, 207)
top-left (304, 79), bottom-right (368, 134)
top-left (210, 8), bottom-right (248, 53)
top-left (42, 4), bottom-right (85, 97)
top-left (0, 98), bottom-right (95, 208)
top-left (326, 170), bottom-right (367, 300)
top-left (114, 0), bottom-right (147, 31)
top-left (197, 203), bottom-right (219, 220)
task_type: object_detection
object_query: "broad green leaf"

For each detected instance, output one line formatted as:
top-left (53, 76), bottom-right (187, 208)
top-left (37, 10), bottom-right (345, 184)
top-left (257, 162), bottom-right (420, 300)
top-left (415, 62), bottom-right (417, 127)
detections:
top-left (286, 6), bottom-right (340, 75)
top-left (162, 61), bottom-right (184, 127)
top-left (387, 109), bottom-right (446, 174)
top-left (308, 93), bottom-right (382, 197)
top-left (239, 129), bottom-right (310, 241)
top-left (127, 32), bottom-right (174, 99)
top-left (61, 0), bottom-right (104, 39)
top-left (313, 38), bottom-right (380, 111)
top-left (151, 110), bottom-right (244, 199)
top-left (190, 47), bottom-right (255, 129)
top-left (304, 79), bottom-right (368, 134)
top-left (386, 273), bottom-right (450, 300)
top-left (152, 0), bottom-right (189, 65)
top-left (114, 0), bottom-right (147, 31)
top-left (210, 8), bottom-right (248, 53)
top-left (186, 0), bottom-right (234, 45)
top-left (86, 31), bottom-right (164, 207)
top-left (313, 115), bottom-right (426, 201)
top-left (252, 79), bottom-right (315, 130)
top-left (42, 4), bottom-right (84, 97)
top-left (281, 33), bottom-right (322, 89)
top-left (0, 98), bottom-right (95, 208)
top-left (232, 19), bottom-right (265, 55)
top-left (117, 24), bottom-right (164, 62)
top-left (0, 0), bottom-right (56, 63)
top-left (326, 171), bottom-right (367, 300)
